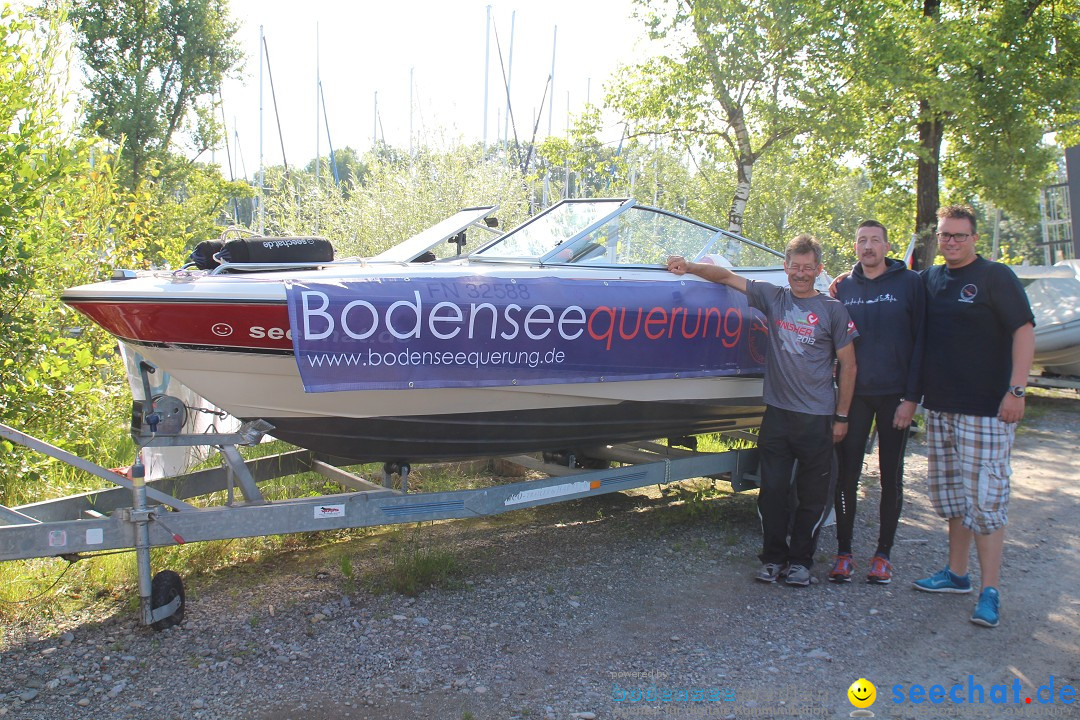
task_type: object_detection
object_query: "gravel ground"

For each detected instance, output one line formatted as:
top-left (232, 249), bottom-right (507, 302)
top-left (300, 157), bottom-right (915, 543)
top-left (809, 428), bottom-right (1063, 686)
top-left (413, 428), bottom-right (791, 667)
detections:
top-left (2, 392), bottom-right (1079, 720)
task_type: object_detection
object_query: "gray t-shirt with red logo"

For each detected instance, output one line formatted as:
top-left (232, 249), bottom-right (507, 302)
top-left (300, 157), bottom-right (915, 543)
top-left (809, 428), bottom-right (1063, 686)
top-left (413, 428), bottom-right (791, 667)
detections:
top-left (746, 280), bottom-right (857, 416)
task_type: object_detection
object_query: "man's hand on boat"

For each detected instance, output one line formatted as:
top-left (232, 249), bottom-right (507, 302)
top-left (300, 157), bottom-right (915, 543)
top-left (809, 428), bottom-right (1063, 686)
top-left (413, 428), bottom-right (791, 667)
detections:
top-left (667, 255), bottom-right (692, 275)
top-left (667, 255), bottom-right (748, 293)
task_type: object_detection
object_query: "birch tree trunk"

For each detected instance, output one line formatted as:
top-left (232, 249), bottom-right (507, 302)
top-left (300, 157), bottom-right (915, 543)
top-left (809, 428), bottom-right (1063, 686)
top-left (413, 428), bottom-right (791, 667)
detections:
top-left (727, 159), bottom-right (754, 235)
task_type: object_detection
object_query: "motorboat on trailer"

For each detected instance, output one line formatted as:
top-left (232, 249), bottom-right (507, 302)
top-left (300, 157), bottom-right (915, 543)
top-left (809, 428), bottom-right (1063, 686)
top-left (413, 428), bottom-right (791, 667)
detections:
top-left (62, 198), bottom-right (788, 463)
top-left (1012, 260), bottom-right (1080, 378)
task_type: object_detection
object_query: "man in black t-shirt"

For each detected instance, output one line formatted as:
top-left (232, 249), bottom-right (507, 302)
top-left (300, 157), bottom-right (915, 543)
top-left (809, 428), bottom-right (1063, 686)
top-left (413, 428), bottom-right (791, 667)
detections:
top-left (912, 205), bottom-right (1035, 630)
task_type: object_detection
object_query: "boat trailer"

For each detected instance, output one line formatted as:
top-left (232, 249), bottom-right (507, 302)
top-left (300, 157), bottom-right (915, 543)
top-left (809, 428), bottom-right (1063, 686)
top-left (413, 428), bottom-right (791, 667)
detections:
top-left (1028, 372), bottom-right (1080, 393)
top-left (0, 395), bottom-right (760, 631)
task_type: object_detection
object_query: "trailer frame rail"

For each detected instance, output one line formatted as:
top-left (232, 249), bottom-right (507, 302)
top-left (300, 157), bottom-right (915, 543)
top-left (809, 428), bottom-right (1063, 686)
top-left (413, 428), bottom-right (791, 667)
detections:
top-left (0, 419), bottom-right (758, 629)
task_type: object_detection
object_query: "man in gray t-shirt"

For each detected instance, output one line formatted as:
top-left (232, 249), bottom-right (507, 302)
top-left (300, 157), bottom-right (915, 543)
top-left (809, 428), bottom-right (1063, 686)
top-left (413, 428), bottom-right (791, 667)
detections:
top-left (747, 281), bottom-right (856, 416)
top-left (669, 234), bottom-right (857, 587)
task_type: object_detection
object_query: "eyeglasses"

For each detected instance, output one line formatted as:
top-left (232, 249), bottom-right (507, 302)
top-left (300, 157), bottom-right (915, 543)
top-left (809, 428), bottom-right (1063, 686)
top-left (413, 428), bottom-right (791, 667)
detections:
top-left (936, 232), bottom-right (972, 243)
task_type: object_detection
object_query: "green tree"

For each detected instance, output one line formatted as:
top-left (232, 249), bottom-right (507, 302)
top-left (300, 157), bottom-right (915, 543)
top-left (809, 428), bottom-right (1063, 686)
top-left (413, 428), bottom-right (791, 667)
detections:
top-left (610, 0), bottom-right (856, 234)
top-left (305, 146), bottom-right (369, 193)
top-left (143, 160), bottom-right (255, 266)
top-left (683, 141), bottom-right (888, 273)
top-left (619, 140), bottom-right (696, 213)
top-left (69, 0), bottom-right (243, 189)
top-left (1, 6), bottom-right (143, 499)
top-left (847, 0), bottom-right (1080, 268)
top-left (746, 155), bottom-right (893, 274)
top-left (534, 107), bottom-right (631, 201)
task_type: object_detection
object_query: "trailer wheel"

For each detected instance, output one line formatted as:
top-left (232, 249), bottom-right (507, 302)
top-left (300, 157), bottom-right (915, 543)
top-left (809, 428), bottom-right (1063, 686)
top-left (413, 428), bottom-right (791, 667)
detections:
top-left (150, 570), bottom-right (185, 631)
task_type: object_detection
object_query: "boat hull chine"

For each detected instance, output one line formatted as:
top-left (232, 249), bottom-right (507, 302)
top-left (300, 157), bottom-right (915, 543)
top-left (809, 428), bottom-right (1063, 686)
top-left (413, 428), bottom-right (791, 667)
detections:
top-left (262, 399), bottom-right (765, 462)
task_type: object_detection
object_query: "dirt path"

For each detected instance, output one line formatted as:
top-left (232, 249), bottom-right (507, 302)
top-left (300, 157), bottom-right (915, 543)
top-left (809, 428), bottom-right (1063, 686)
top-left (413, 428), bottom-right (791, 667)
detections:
top-left (3, 393), bottom-right (1078, 720)
top-left (255, 393), bottom-right (1080, 720)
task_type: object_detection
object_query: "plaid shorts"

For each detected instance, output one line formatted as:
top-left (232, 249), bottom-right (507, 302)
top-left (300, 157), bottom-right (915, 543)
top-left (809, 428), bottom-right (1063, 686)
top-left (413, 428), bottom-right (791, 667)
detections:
top-left (926, 411), bottom-right (1015, 534)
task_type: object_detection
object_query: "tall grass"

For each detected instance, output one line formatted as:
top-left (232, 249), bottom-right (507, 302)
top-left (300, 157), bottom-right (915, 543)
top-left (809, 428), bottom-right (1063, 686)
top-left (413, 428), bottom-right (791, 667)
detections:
top-left (366, 526), bottom-right (462, 597)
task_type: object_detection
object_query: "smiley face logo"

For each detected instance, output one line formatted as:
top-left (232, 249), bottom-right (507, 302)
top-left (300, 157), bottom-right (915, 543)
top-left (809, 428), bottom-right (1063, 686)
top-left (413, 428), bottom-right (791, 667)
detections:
top-left (211, 323), bottom-right (233, 337)
top-left (848, 678), bottom-right (876, 709)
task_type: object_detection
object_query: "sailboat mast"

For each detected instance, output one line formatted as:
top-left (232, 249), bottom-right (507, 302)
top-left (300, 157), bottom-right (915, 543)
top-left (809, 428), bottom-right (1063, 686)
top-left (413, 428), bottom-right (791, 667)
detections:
top-left (258, 24), bottom-right (265, 234)
top-left (483, 5), bottom-right (491, 149)
top-left (543, 26), bottom-right (557, 207)
top-left (320, 82), bottom-right (339, 185)
top-left (262, 36), bottom-right (289, 177)
top-left (218, 94), bottom-right (238, 222)
top-left (315, 24), bottom-right (320, 192)
top-left (548, 26), bottom-right (556, 137)
top-left (503, 10), bottom-right (515, 147)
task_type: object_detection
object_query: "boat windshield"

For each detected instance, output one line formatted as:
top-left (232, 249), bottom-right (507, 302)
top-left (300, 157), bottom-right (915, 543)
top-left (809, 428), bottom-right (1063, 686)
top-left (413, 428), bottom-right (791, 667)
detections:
top-left (471, 199), bottom-right (781, 268)
top-left (368, 206), bottom-right (499, 262)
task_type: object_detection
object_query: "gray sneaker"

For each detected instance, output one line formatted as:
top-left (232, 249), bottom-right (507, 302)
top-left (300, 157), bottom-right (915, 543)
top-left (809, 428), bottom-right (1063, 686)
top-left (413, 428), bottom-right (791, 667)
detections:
top-left (785, 564), bottom-right (812, 586)
top-left (756, 563), bottom-right (785, 583)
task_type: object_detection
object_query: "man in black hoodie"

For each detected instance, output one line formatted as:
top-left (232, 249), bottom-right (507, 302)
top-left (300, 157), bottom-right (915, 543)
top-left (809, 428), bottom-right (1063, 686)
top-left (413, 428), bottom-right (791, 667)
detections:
top-left (828, 220), bottom-right (925, 585)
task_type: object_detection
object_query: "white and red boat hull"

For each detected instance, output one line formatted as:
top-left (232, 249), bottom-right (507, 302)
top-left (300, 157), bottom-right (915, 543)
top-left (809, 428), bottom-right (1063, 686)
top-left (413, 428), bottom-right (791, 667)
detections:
top-left (64, 265), bottom-right (769, 461)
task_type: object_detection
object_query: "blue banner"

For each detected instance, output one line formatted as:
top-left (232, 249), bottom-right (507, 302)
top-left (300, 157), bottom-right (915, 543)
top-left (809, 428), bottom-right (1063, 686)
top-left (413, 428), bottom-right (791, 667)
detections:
top-left (285, 276), bottom-right (766, 392)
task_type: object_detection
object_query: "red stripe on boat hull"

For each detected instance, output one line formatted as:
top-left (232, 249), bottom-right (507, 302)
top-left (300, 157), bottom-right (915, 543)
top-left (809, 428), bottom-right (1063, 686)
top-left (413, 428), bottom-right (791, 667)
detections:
top-left (66, 301), bottom-right (293, 350)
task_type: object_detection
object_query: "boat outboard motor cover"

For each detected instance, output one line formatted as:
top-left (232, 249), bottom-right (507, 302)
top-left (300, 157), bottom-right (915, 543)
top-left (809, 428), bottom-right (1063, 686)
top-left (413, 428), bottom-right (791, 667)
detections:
top-left (188, 236), bottom-right (334, 270)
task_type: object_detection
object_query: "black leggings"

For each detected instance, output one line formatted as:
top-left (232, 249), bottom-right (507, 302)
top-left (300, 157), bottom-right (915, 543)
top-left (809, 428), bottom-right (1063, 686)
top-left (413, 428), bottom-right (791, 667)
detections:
top-left (834, 393), bottom-right (908, 558)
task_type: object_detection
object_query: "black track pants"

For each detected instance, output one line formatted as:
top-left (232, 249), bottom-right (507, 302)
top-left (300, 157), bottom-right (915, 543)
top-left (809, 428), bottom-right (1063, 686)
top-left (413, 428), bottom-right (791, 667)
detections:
top-left (756, 405), bottom-right (835, 569)
top-left (833, 392), bottom-right (908, 558)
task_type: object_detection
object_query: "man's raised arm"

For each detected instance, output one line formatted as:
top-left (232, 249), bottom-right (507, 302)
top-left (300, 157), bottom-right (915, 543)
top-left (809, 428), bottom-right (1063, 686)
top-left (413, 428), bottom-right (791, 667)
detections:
top-left (667, 256), bottom-right (749, 294)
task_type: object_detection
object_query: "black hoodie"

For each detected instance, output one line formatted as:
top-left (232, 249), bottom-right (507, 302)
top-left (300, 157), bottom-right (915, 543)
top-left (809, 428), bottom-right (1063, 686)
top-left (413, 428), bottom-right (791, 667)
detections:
top-left (835, 257), bottom-right (925, 399)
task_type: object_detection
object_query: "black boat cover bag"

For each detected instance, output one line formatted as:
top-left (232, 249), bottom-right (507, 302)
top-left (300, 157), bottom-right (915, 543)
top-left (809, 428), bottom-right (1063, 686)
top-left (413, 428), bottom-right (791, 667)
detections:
top-left (188, 239), bottom-right (225, 270)
top-left (188, 236), bottom-right (334, 270)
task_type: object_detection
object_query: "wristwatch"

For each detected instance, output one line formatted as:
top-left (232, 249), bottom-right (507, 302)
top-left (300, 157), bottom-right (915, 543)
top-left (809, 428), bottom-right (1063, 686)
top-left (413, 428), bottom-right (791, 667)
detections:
top-left (834, 413), bottom-right (849, 423)
top-left (1008, 385), bottom-right (1026, 398)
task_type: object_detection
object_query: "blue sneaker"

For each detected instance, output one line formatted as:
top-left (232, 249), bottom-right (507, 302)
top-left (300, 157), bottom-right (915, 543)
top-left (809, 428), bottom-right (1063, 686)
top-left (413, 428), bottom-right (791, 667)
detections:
top-left (912, 567), bottom-right (972, 594)
top-left (971, 587), bottom-right (1000, 628)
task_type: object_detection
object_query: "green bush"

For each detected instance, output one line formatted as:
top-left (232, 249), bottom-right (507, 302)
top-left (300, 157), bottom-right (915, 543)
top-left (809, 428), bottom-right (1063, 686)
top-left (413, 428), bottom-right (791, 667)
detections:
top-left (0, 7), bottom-right (146, 504)
top-left (258, 144), bottom-right (533, 257)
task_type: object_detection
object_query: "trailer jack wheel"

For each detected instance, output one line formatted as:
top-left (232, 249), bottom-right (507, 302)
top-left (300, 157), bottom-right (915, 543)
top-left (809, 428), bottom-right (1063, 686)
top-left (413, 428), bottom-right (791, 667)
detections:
top-left (150, 570), bottom-right (185, 631)
top-left (382, 462), bottom-right (412, 492)
top-left (542, 450), bottom-right (610, 470)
